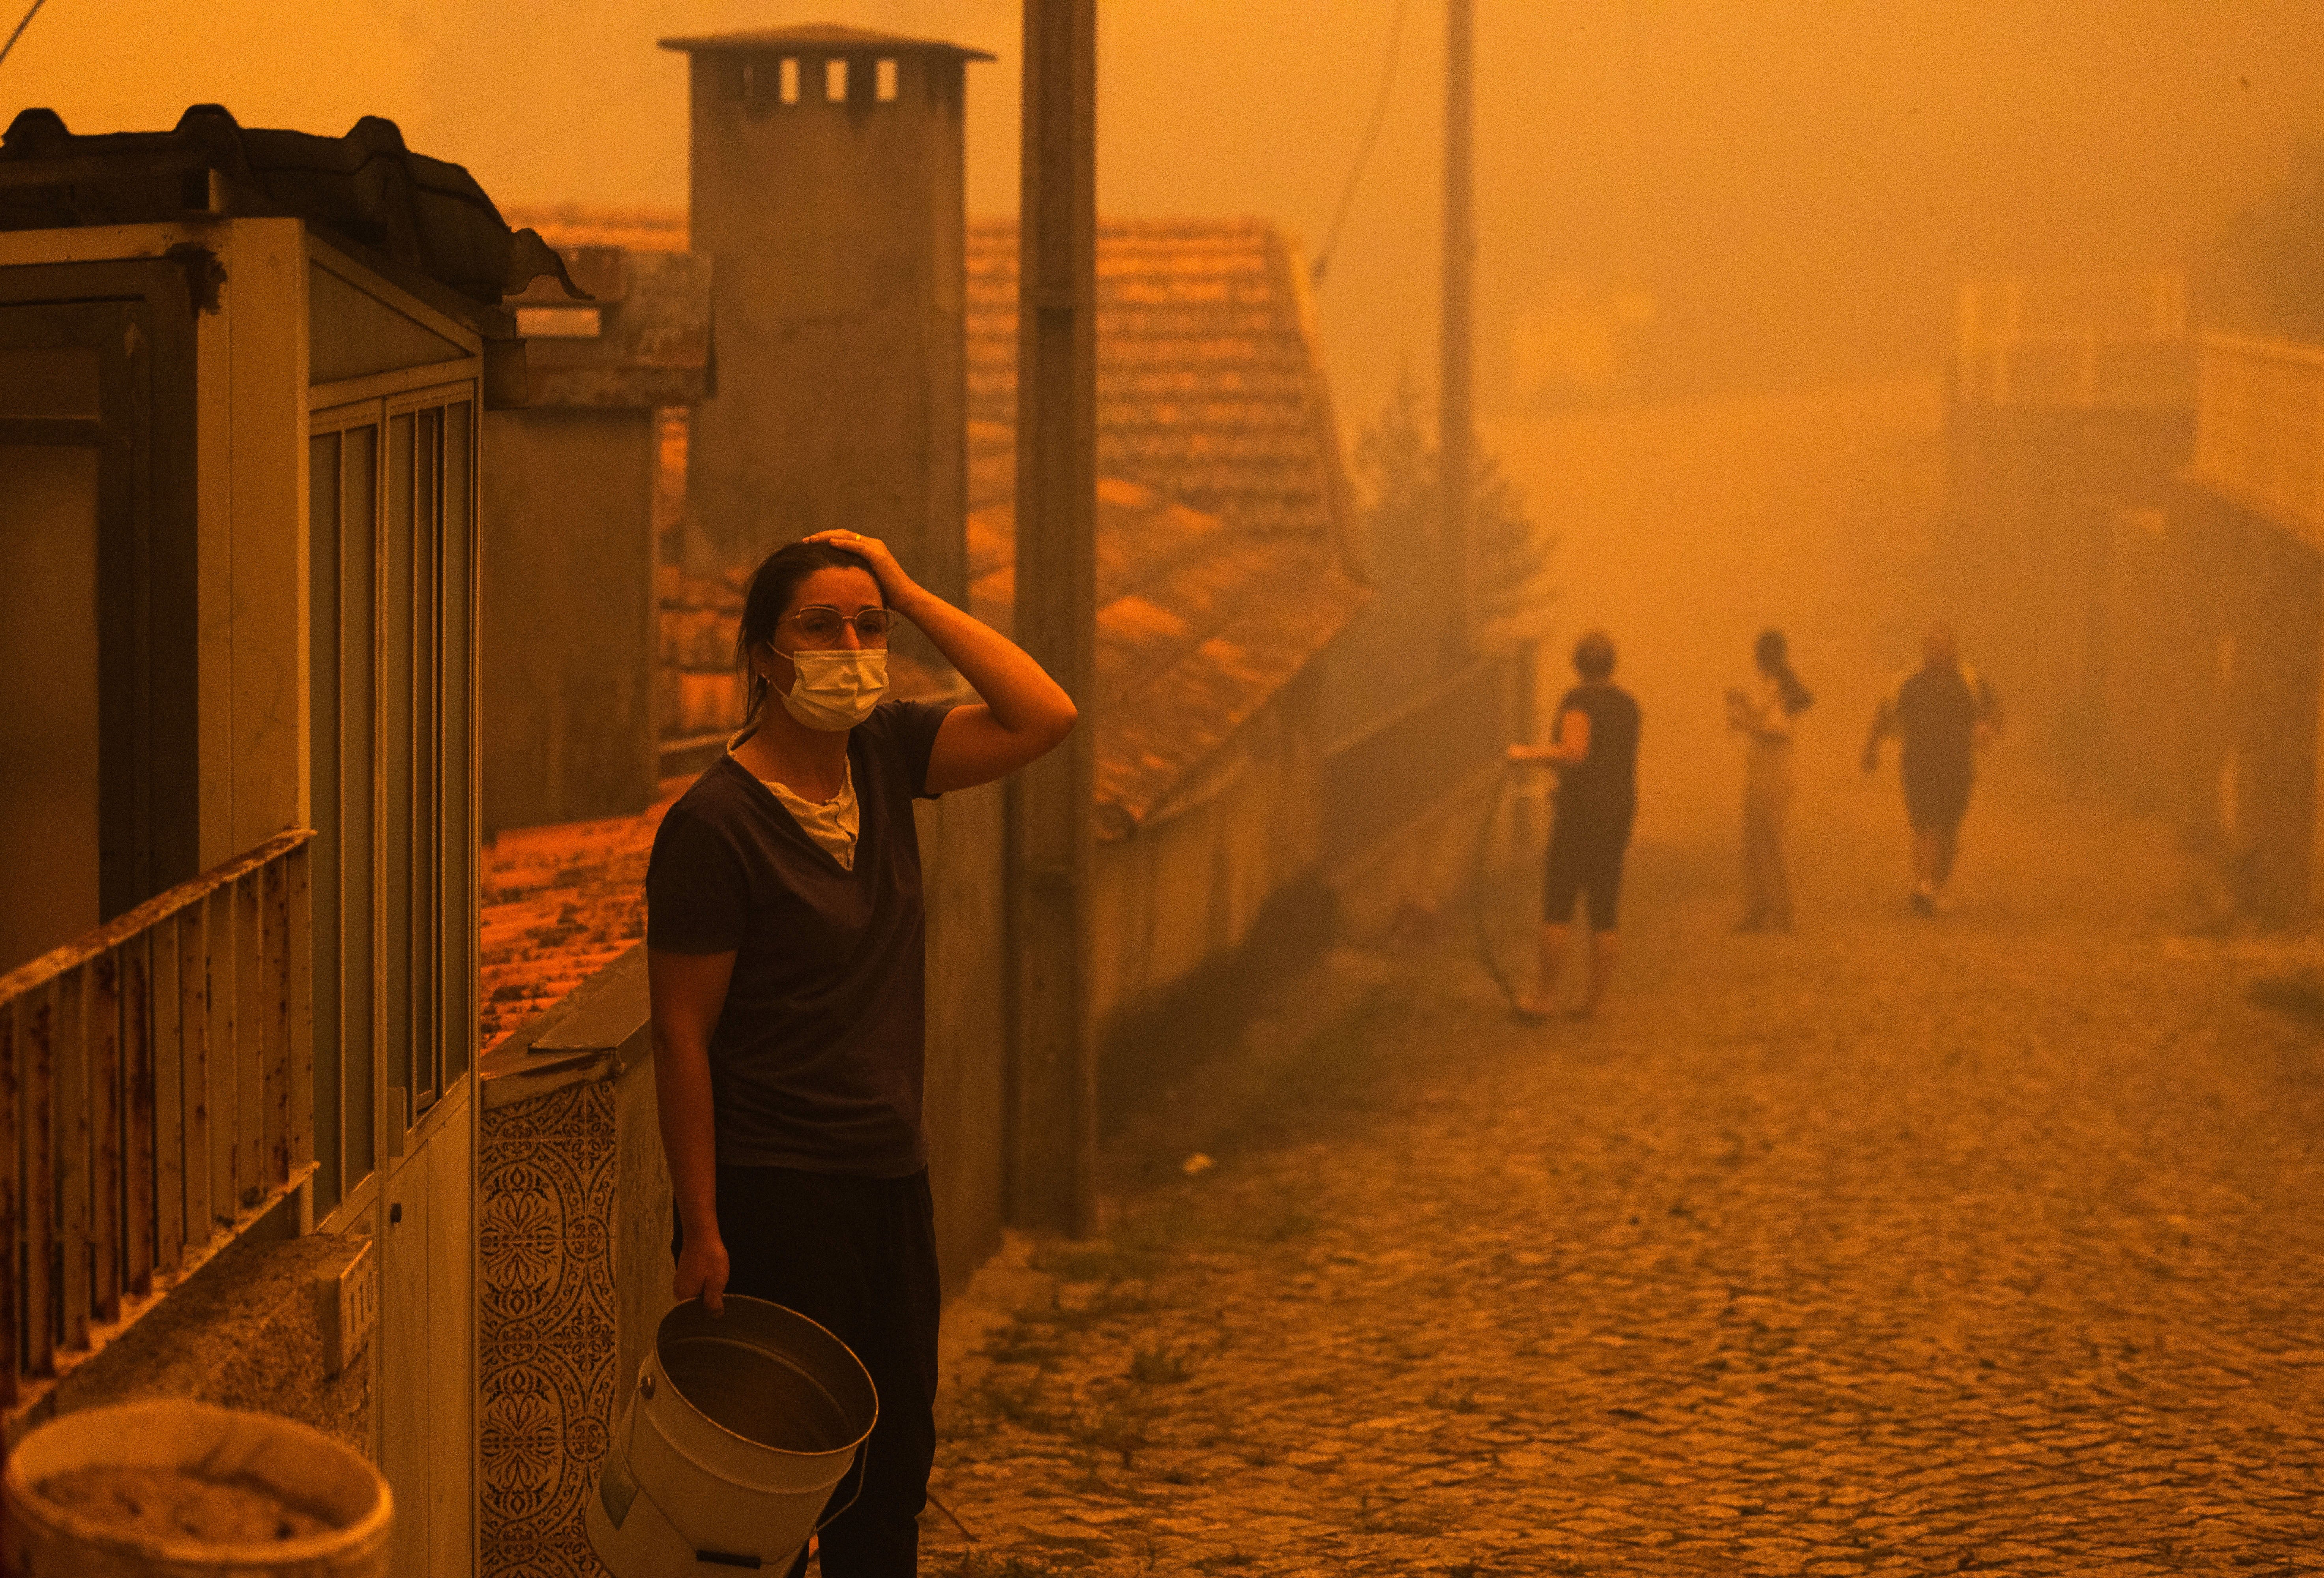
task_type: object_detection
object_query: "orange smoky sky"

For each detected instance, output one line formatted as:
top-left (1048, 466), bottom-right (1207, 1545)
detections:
top-left (8, 0), bottom-right (2321, 425)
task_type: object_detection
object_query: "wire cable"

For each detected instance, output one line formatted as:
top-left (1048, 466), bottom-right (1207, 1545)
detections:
top-left (1310, 0), bottom-right (1411, 288)
top-left (0, 0), bottom-right (50, 69)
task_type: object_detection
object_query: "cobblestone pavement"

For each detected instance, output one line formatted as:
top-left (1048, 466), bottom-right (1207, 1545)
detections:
top-left (919, 387), bottom-right (2324, 1575)
top-left (925, 769), bottom-right (2324, 1576)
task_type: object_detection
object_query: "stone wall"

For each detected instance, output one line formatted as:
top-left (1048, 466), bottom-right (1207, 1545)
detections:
top-left (44, 1193), bottom-right (375, 1455)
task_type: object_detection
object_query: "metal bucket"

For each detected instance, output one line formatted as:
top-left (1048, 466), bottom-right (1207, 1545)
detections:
top-left (586, 1296), bottom-right (878, 1577)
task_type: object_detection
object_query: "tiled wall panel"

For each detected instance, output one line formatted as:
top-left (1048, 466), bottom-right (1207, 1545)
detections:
top-left (480, 1079), bottom-right (618, 1577)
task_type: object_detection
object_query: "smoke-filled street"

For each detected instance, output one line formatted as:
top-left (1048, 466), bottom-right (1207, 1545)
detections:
top-left (927, 385), bottom-right (2324, 1575)
top-left (931, 730), bottom-right (2324, 1577)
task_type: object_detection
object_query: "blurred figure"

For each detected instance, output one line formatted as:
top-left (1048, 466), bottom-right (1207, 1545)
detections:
top-left (1726, 628), bottom-right (1814, 931)
top-left (1861, 623), bottom-right (2001, 914)
top-left (1508, 630), bottom-right (1641, 1019)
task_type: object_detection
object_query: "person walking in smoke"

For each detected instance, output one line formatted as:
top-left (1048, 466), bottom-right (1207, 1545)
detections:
top-left (1726, 628), bottom-right (1814, 931)
top-left (1861, 622), bottom-right (2001, 915)
top-left (646, 530), bottom-right (1076, 1577)
top-left (1508, 630), bottom-right (1641, 1020)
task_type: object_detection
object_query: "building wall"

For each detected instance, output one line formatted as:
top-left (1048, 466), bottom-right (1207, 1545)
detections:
top-left (684, 45), bottom-right (970, 602)
top-left (2131, 487), bottom-right (2323, 920)
top-left (1092, 693), bottom-right (1326, 1032)
top-left (0, 221), bottom-right (484, 1576)
top-left (480, 408), bottom-right (660, 834)
top-left (1940, 400), bottom-right (2195, 767)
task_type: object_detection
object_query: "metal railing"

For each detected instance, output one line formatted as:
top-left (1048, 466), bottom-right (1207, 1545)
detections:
top-left (2191, 333), bottom-right (2324, 548)
top-left (0, 829), bottom-right (315, 1408)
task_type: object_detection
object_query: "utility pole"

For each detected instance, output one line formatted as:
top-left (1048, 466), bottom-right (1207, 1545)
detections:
top-left (1440, 0), bottom-right (1476, 662)
top-left (1009, 0), bottom-right (1098, 1236)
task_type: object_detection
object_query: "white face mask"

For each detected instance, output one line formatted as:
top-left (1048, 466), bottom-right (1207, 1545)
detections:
top-left (779, 647), bottom-right (888, 731)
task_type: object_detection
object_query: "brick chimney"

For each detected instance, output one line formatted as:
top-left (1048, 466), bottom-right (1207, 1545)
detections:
top-left (661, 23), bottom-right (991, 605)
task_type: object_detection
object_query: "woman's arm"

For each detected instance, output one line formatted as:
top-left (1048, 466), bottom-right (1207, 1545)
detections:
top-left (1509, 708), bottom-right (1592, 767)
top-left (650, 947), bottom-right (737, 1315)
top-left (805, 531), bottom-right (1077, 793)
top-left (1862, 695), bottom-right (1895, 774)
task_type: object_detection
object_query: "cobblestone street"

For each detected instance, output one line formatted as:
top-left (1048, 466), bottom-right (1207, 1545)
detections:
top-left (927, 764), bottom-right (2324, 1576)
top-left (921, 386), bottom-right (2324, 1576)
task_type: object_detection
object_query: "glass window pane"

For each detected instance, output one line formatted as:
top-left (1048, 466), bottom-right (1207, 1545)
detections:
top-left (342, 422), bottom-right (378, 1184)
top-left (383, 413), bottom-right (413, 1113)
top-left (413, 406), bottom-right (439, 1105)
top-left (441, 402), bottom-right (473, 1083)
top-left (306, 431), bottom-right (343, 1210)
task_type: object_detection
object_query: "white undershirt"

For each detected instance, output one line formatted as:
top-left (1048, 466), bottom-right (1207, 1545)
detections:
top-left (755, 761), bottom-right (861, 870)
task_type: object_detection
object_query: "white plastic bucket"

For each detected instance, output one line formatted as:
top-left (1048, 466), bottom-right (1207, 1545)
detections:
top-left (587, 1296), bottom-right (878, 1577)
top-left (1, 1399), bottom-right (392, 1578)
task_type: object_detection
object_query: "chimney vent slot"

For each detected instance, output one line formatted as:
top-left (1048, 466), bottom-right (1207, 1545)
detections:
top-left (824, 58), bottom-right (848, 103)
top-left (875, 59), bottom-right (899, 102)
top-left (779, 57), bottom-right (800, 105)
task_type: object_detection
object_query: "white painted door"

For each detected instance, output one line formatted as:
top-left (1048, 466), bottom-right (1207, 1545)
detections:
top-left (379, 1077), bottom-right (477, 1577)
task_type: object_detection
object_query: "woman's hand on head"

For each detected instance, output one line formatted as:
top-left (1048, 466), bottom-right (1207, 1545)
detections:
top-left (802, 530), bottom-right (916, 605)
top-left (674, 1230), bottom-right (730, 1317)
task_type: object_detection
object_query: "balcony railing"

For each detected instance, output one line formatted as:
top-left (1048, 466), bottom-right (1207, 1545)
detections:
top-left (1953, 272), bottom-right (2194, 412)
top-left (2191, 333), bottom-right (2324, 549)
top-left (0, 829), bottom-right (315, 1412)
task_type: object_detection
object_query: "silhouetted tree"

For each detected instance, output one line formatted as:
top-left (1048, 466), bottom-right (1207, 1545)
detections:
top-left (2206, 146), bottom-right (2324, 340)
top-left (1353, 369), bottom-right (1556, 646)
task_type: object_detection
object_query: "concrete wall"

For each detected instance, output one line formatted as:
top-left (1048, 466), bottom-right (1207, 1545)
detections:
top-left (1092, 693), bottom-right (1326, 1029)
top-left (45, 1195), bottom-right (375, 1453)
top-left (2119, 487), bottom-right (2323, 920)
top-left (480, 407), bottom-right (660, 834)
top-left (915, 780), bottom-right (1010, 1292)
top-left (682, 44), bottom-right (970, 602)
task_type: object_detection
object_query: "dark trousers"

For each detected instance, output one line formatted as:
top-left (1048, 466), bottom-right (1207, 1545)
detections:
top-left (676, 1166), bottom-right (940, 1578)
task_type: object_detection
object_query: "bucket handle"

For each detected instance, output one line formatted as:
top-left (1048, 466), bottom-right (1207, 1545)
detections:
top-left (814, 1440), bottom-right (871, 1535)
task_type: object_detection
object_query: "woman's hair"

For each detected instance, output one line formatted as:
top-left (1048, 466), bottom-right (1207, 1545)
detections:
top-left (734, 538), bottom-right (879, 717)
top-left (1756, 627), bottom-right (1814, 715)
top-left (1573, 629), bottom-right (1616, 681)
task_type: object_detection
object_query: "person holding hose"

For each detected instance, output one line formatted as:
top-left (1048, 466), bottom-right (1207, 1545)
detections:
top-left (646, 529), bottom-right (1076, 1577)
top-left (1508, 629), bottom-right (1641, 1020)
top-left (1726, 628), bottom-right (1814, 931)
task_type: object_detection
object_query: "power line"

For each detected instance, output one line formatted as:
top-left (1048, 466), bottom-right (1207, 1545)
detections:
top-left (0, 0), bottom-right (50, 69)
top-left (1311, 0), bottom-right (1411, 288)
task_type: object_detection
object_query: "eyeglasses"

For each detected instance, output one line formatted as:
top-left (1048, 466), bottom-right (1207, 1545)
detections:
top-left (781, 606), bottom-right (895, 647)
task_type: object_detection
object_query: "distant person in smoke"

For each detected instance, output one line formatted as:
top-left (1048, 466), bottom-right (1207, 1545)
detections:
top-left (1508, 629), bottom-right (1641, 1020)
top-left (1861, 623), bottom-right (2001, 914)
top-left (1726, 628), bottom-right (1814, 931)
top-left (647, 531), bottom-right (1076, 1578)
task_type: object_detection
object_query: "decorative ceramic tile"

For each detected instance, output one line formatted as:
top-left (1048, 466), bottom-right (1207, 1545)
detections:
top-left (484, 1077), bottom-right (617, 1142)
top-left (480, 1079), bottom-right (622, 1578)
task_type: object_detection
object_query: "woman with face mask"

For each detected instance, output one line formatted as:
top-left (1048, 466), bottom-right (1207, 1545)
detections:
top-left (645, 531), bottom-right (1075, 1578)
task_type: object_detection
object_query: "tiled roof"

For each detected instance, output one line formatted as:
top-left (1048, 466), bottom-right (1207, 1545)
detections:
top-left (503, 206), bottom-right (687, 256)
top-left (965, 427), bottom-right (1370, 837)
top-left (3, 105), bottom-right (573, 313)
top-left (478, 799), bottom-right (670, 1051)
top-left (506, 209), bottom-right (1361, 562)
top-left (965, 218), bottom-right (1357, 556)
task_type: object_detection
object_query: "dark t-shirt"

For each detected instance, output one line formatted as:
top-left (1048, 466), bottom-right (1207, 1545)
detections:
top-left (1893, 664), bottom-right (1996, 785)
top-left (1553, 682), bottom-right (1641, 822)
top-left (645, 699), bottom-right (953, 1176)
